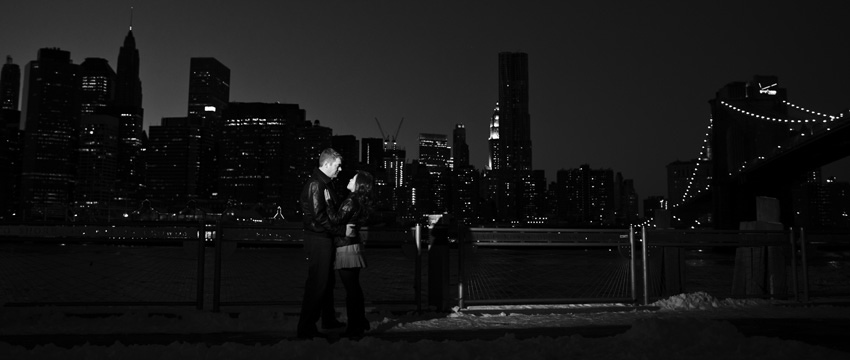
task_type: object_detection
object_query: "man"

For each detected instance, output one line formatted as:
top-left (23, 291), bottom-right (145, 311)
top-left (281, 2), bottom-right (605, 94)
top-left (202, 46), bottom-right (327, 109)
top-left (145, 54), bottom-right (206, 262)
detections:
top-left (297, 148), bottom-right (347, 339)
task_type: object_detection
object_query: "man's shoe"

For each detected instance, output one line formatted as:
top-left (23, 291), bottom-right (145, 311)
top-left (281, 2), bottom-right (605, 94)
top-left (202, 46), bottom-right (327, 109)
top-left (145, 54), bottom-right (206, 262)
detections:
top-left (322, 320), bottom-right (346, 330)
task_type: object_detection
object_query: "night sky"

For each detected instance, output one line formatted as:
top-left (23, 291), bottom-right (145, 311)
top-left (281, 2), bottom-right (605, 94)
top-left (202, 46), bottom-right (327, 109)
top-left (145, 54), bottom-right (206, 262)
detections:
top-left (3, 0), bottom-right (850, 200)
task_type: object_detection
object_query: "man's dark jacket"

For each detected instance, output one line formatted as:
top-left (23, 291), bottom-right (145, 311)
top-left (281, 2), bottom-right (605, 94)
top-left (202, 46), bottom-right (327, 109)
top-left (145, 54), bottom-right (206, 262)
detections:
top-left (301, 168), bottom-right (345, 236)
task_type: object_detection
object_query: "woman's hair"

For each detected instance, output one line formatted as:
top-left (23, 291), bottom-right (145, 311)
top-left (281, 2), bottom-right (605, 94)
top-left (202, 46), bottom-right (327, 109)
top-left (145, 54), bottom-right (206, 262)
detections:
top-left (351, 170), bottom-right (375, 220)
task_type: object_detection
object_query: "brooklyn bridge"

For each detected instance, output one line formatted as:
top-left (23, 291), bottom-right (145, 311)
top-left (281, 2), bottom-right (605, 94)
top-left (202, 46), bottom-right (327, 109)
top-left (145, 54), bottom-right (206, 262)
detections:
top-left (672, 75), bottom-right (850, 229)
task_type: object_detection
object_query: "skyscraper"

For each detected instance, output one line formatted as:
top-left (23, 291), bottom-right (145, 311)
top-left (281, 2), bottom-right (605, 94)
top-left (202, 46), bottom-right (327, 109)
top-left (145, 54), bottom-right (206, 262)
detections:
top-left (452, 124), bottom-right (469, 168)
top-left (496, 52), bottom-right (532, 171)
top-left (488, 52), bottom-right (532, 223)
top-left (1, 56), bottom-right (20, 111)
top-left (146, 117), bottom-right (202, 211)
top-left (219, 102), bottom-right (306, 215)
top-left (451, 123), bottom-right (477, 224)
top-left (114, 25), bottom-right (145, 204)
top-left (556, 164), bottom-right (616, 227)
top-left (361, 137), bottom-right (384, 168)
top-left (418, 133), bottom-right (450, 213)
top-left (79, 58), bottom-right (116, 115)
top-left (0, 56), bottom-right (22, 220)
top-left (21, 48), bottom-right (80, 220)
top-left (75, 114), bottom-right (119, 220)
top-left (188, 57), bottom-right (230, 200)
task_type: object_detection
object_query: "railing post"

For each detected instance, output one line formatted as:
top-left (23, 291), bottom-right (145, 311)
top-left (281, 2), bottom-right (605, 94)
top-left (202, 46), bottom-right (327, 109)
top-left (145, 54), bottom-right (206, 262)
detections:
top-left (458, 227), bottom-right (466, 310)
top-left (213, 220), bottom-right (223, 312)
top-left (642, 226), bottom-right (649, 305)
top-left (800, 227), bottom-right (809, 302)
top-left (196, 221), bottom-right (206, 310)
top-left (789, 227), bottom-right (798, 302)
top-left (630, 226), bottom-right (636, 304)
top-left (414, 225), bottom-right (422, 312)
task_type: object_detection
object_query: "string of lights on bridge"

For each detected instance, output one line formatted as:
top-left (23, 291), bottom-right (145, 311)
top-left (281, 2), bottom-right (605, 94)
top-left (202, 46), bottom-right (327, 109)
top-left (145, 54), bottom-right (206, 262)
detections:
top-left (667, 100), bottom-right (847, 229)
top-left (721, 100), bottom-right (845, 123)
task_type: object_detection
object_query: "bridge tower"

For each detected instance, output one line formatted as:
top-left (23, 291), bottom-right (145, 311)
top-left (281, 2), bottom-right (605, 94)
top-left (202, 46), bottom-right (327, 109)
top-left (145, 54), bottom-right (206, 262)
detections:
top-left (708, 75), bottom-right (795, 229)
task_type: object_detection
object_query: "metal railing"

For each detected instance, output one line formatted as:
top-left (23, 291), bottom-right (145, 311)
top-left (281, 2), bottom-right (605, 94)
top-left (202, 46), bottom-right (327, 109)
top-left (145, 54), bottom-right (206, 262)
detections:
top-left (458, 227), bottom-right (637, 307)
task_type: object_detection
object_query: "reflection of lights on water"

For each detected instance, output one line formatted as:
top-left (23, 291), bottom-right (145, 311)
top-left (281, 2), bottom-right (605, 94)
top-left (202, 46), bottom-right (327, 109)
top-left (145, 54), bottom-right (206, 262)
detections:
top-left (828, 261), bottom-right (843, 269)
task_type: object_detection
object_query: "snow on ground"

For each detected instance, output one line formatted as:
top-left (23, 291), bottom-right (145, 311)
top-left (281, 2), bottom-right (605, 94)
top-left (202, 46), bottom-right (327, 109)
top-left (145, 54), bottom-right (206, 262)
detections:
top-left (1, 292), bottom-right (849, 359)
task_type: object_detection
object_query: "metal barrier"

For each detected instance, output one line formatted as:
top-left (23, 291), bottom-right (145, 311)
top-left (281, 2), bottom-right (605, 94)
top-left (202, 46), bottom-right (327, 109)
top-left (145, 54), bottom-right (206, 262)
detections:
top-left (0, 222), bottom-right (207, 308)
top-left (458, 227), bottom-right (636, 308)
top-left (798, 229), bottom-right (850, 300)
top-left (211, 222), bottom-right (421, 312)
top-left (641, 228), bottom-right (795, 304)
top-left (5, 223), bottom-right (844, 311)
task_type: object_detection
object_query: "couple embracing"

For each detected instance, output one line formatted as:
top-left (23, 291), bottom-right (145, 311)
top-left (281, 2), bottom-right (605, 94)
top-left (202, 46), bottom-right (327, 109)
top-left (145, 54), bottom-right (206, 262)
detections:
top-left (297, 148), bottom-right (374, 339)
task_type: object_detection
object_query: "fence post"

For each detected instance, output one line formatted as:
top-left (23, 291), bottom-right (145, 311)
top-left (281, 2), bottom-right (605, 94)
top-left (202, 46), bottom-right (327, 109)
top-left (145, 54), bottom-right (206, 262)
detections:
top-left (800, 227), bottom-right (809, 302)
top-left (642, 226), bottom-right (648, 305)
top-left (458, 227), bottom-right (465, 310)
top-left (213, 220), bottom-right (223, 312)
top-left (196, 221), bottom-right (206, 310)
top-left (789, 227), bottom-right (798, 302)
top-left (630, 226), bottom-right (636, 304)
top-left (415, 225), bottom-right (422, 312)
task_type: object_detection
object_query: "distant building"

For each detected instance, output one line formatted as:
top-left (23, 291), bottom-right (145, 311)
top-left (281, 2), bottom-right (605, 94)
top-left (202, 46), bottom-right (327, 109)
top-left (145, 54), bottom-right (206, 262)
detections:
top-left (21, 48), bottom-right (80, 221)
top-left (643, 195), bottom-right (667, 220)
top-left (0, 57), bottom-right (22, 220)
top-left (114, 27), bottom-right (146, 205)
top-left (219, 102), bottom-right (307, 217)
top-left (451, 124), bottom-right (478, 225)
top-left (146, 117), bottom-right (202, 212)
top-left (0, 109), bottom-right (21, 221)
top-left (793, 171), bottom-right (850, 230)
top-left (360, 137), bottom-right (384, 168)
top-left (1, 56), bottom-right (21, 111)
top-left (453, 124), bottom-right (469, 168)
top-left (75, 114), bottom-right (119, 220)
top-left (616, 174), bottom-right (639, 226)
top-left (79, 58), bottom-right (116, 115)
top-left (332, 134), bottom-right (359, 181)
top-left (488, 52), bottom-right (532, 223)
top-left (418, 133), bottom-right (450, 212)
top-left (188, 57), bottom-right (230, 201)
top-left (555, 164), bottom-right (615, 227)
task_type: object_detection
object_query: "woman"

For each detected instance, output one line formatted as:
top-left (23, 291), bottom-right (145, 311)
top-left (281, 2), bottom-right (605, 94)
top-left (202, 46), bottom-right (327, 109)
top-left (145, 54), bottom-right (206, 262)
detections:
top-left (328, 170), bottom-right (374, 337)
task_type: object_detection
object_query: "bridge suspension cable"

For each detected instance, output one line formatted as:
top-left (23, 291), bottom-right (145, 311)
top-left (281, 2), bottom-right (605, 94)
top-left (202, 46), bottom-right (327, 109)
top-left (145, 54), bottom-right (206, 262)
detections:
top-left (675, 118), bottom-right (713, 207)
top-left (720, 100), bottom-right (845, 123)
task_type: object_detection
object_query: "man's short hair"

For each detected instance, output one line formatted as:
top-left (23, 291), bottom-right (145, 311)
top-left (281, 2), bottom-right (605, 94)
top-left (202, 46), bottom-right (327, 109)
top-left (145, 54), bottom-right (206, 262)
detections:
top-left (318, 148), bottom-right (342, 167)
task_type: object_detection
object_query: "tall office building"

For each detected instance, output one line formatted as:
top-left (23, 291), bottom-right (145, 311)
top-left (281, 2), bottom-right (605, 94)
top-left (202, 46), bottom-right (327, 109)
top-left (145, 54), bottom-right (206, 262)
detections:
top-left (453, 124), bottom-right (469, 168)
top-left (556, 164), bottom-right (616, 227)
top-left (418, 133), bottom-right (450, 213)
top-left (495, 52), bottom-right (532, 171)
top-left (188, 57), bottom-right (230, 200)
top-left (361, 137), bottom-right (384, 168)
top-left (0, 56), bottom-right (22, 220)
top-left (615, 174), bottom-right (639, 226)
top-left (488, 52), bottom-right (532, 223)
top-left (451, 123), bottom-right (477, 224)
top-left (114, 26), bottom-right (145, 204)
top-left (146, 117), bottom-right (203, 211)
top-left (75, 114), bottom-right (119, 220)
top-left (20, 48), bottom-right (80, 220)
top-left (519, 170), bottom-right (548, 224)
top-left (79, 58), bottom-right (116, 115)
top-left (332, 134), bottom-right (359, 181)
top-left (487, 103), bottom-right (500, 170)
top-left (1, 56), bottom-right (20, 111)
top-left (219, 102), bottom-right (306, 215)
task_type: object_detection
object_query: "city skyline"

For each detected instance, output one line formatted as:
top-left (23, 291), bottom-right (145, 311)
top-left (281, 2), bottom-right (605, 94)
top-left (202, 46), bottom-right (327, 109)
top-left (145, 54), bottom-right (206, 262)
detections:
top-left (3, 1), bottom-right (850, 199)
